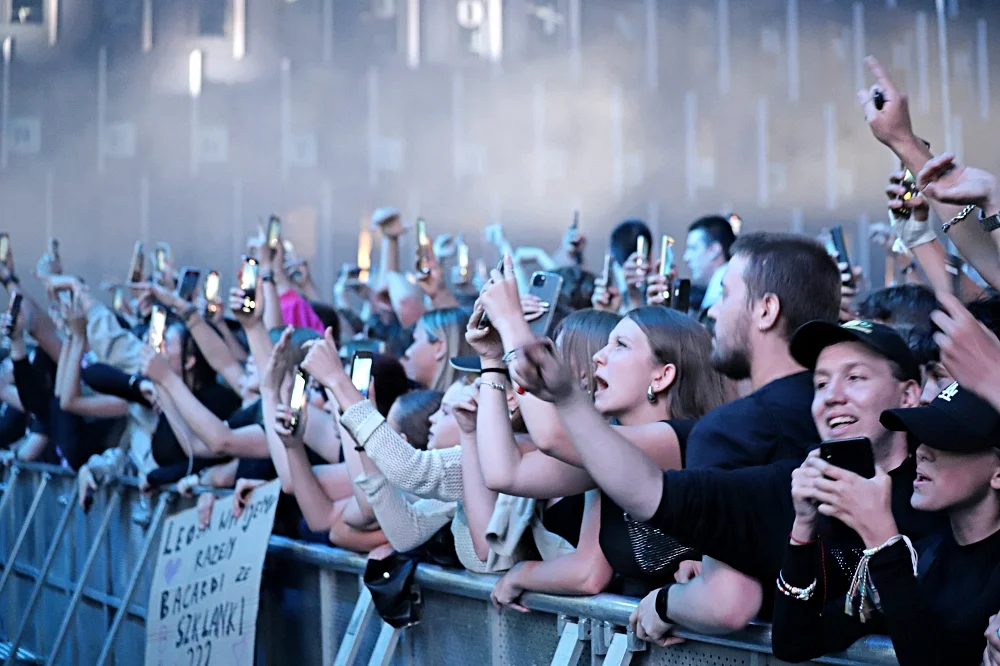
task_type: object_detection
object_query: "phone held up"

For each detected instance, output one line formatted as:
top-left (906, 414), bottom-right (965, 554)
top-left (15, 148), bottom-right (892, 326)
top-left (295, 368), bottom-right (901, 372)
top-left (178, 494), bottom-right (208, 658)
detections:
top-left (477, 259), bottom-right (505, 330)
top-left (147, 305), bottom-right (167, 352)
top-left (203, 270), bottom-right (221, 314)
top-left (351, 351), bottom-right (375, 399)
top-left (128, 241), bottom-right (145, 284)
top-left (176, 267), bottom-right (202, 302)
top-left (819, 437), bottom-right (876, 480)
top-left (527, 271), bottom-right (564, 337)
top-left (0, 233), bottom-right (9, 265)
top-left (239, 256), bottom-right (260, 314)
top-left (415, 218), bottom-right (432, 277)
top-left (267, 215), bottom-right (282, 255)
top-left (2, 291), bottom-right (22, 337)
top-left (828, 225), bottom-right (856, 290)
top-left (287, 369), bottom-right (309, 434)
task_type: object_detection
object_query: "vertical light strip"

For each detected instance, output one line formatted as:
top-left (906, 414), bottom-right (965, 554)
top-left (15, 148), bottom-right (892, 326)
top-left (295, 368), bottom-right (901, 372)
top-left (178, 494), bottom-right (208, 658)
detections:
top-left (952, 114), bottom-right (963, 162)
top-left (232, 178), bottom-right (244, 262)
top-left (1, 38), bottom-right (12, 170)
top-left (647, 200), bottom-right (660, 237)
top-left (684, 91), bottom-right (697, 202)
top-left (367, 65), bottom-right (379, 187)
top-left (717, 0), bottom-right (730, 95)
top-left (232, 0), bottom-right (246, 60)
top-left (96, 46), bottom-right (107, 173)
top-left (611, 86), bottom-right (624, 202)
top-left (320, 179), bottom-right (334, 291)
top-left (756, 97), bottom-right (769, 207)
top-left (852, 2), bottom-right (865, 93)
top-left (451, 72), bottom-right (463, 184)
top-left (645, 0), bottom-right (658, 91)
top-left (406, 0), bottom-right (420, 70)
top-left (188, 49), bottom-right (202, 98)
top-left (935, 0), bottom-right (953, 152)
top-left (948, 0), bottom-right (958, 18)
top-left (791, 208), bottom-right (804, 234)
top-left (977, 19), bottom-right (989, 119)
top-left (321, 0), bottom-right (334, 64)
top-left (46, 0), bottom-right (58, 46)
top-left (189, 51), bottom-right (202, 177)
top-left (141, 0), bottom-right (153, 53)
top-left (824, 103), bottom-right (837, 210)
top-left (280, 57), bottom-right (291, 181)
top-left (532, 82), bottom-right (546, 197)
top-left (487, 0), bottom-right (502, 63)
top-left (44, 170), bottom-right (54, 241)
top-left (857, 213), bottom-right (871, 288)
top-left (568, 0), bottom-right (581, 80)
top-left (139, 174), bottom-right (150, 244)
top-left (787, 0), bottom-right (799, 102)
top-left (916, 12), bottom-right (929, 114)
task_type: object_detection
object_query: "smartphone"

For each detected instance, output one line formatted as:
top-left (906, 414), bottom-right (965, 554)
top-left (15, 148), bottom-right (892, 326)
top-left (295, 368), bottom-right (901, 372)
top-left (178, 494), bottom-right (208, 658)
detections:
top-left (527, 272), bottom-right (564, 337)
top-left (351, 351), bottom-right (375, 399)
top-left (456, 241), bottom-right (470, 284)
top-left (154, 243), bottom-right (169, 274)
top-left (635, 235), bottom-right (648, 270)
top-left (478, 259), bottom-right (506, 330)
top-left (896, 166), bottom-right (918, 220)
top-left (287, 369), bottom-right (308, 433)
top-left (829, 225), bottom-right (856, 290)
top-left (819, 437), bottom-right (875, 479)
top-left (659, 235), bottom-right (675, 277)
top-left (945, 254), bottom-right (963, 297)
top-left (176, 267), bottom-right (201, 301)
top-left (0, 233), bottom-right (8, 264)
top-left (128, 241), bottom-right (144, 283)
top-left (267, 215), bottom-right (282, 252)
top-left (672, 279), bottom-right (691, 313)
top-left (203, 270), bottom-right (221, 312)
top-left (601, 253), bottom-right (613, 286)
top-left (3, 292), bottom-right (22, 337)
top-left (239, 256), bottom-right (259, 314)
top-left (147, 305), bottom-right (167, 351)
top-left (415, 218), bottom-right (432, 276)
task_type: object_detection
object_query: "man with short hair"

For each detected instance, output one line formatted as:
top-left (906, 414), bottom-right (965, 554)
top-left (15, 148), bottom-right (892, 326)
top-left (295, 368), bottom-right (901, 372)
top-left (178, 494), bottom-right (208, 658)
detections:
top-left (683, 215), bottom-right (736, 313)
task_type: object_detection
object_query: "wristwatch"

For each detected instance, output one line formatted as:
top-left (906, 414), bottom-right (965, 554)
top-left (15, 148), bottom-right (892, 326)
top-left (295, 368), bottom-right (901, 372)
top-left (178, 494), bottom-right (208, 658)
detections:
top-left (979, 209), bottom-right (1000, 233)
top-left (655, 584), bottom-right (674, 623)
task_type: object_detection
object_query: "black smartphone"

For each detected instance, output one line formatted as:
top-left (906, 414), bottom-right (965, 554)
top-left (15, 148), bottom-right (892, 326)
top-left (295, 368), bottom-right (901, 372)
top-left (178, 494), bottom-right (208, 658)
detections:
top-left (128, 241), bottom-right (144, 283)
top-left (477, 259), bottom-right (505, 330)
top-left (147, 305), bottom-right (167, 351)
top-left (672, 279), bottom-right (691, 313)
top-left (239, 256), bottom-right (259, 314)
top-left (176, 267), bottom-right (201, 302)
top-left (819, 437), bottom-right (875, 479)
top-left (267, 215), bottom-right (282, 253)
top-left (351, 351), bottom-right (375, 399)
top-left (288, 369), bottom-right (308, 433)
top-left (527, 271), bottom-right (564, 337)
top-left (415, 218), bottom-right (432, 276)
top-left (0, 233), bottom-right (9, 264)
top-left (829, 225), bottom-right (856, 290)
top-left (203, 270), bottom-right (221, 313)
top-left (3, 291), bottom-right (22, 337)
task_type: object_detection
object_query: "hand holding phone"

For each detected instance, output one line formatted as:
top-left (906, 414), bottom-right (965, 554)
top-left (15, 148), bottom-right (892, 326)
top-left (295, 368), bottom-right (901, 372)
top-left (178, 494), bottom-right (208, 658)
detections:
top-left (203, 270), bottom-right (221, 314)
top-left (176, 267), bottom-right (202, 302)
top-left (287, 369), bottom-right (309, 434)
top-left (238, 256), bottom-right (260, 314)
top-left (147, 305), bottom-right (167, 352)
top-left (2, 292), bottom-right (23, 338)
top-left (819, 437), bottom-right (876, 479)
top-left (829, 226), bottom-right (856, 290)
top-left (415, 218), bottom-right (432, 276)
top-left (351, 352), bottom-right (374, 399)
top-left (128, 241), bottom-right (145, 284)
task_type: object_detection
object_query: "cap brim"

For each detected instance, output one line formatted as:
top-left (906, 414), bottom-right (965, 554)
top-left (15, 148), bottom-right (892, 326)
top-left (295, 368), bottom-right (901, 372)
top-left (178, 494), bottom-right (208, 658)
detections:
top-left (789, 321), bottom-right (860, 371)
top-left (880, 406), bottom-right (989, 453)
top-left (449, 356), bottom-right (482, 374)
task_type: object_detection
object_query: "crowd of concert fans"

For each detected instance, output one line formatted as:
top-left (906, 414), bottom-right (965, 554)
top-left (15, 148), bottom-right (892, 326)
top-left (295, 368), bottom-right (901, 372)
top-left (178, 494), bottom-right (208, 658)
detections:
top-left (2, 57), bottom-right (1000, 664)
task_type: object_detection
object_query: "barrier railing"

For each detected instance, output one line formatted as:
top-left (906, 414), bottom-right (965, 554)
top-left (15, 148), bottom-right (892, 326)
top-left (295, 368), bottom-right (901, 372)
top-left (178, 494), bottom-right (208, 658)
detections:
top-left (0, 463), bottom-right (898, 666)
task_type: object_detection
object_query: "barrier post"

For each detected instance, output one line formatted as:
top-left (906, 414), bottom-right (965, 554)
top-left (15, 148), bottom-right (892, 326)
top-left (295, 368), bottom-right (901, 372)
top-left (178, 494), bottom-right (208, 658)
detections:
top-left (94, 491), bottom-right (172, 666)
top-left (0, 471), bottom-right (51, 600)
top-left (331, 580), bottom-right (375, 666)
top-left (365, 623), bottom-right (403, 666)
top-left (602, 625), bottom-right (645, 666)
top-left (549, 616), bottom-right (590, 666)
top-left (43, 485), bottom-right (123, 666)
top-left (2, 492), bottom-right (76, 666)
top-left (0, 467), bottom-right (21, 538)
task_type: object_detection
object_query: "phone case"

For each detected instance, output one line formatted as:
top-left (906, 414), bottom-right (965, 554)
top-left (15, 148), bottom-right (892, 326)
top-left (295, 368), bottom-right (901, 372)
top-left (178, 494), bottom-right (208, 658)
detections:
top-left (528, 272), bottom-right (564, 337)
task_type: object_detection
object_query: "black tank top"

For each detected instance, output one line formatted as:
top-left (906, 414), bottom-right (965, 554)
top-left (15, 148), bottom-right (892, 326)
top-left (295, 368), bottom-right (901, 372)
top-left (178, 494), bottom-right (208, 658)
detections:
top-left (541, 494), bottom-right (586, 548)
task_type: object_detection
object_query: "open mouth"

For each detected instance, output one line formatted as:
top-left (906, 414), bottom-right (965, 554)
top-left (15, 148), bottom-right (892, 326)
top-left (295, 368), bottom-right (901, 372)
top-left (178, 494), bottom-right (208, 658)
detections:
top-left (826, 415), bottom-right (858, 433)
top-left (914, 469), bottom-right (931, 486)
top-left (594, 377), bottom-right (609, 394)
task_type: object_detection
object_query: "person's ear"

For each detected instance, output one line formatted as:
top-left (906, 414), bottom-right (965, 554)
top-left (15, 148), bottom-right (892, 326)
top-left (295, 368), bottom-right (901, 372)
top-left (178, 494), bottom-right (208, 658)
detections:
top-left (400, 433), bottom-right (409, 444)
top-left (990, 456), bottom-right (1000, 492)
top-left (900, 379), bottom-right (921, 408)
top-left (756, 293), bottom-right (781, 333)
top-left (651, 363), bottom-right (677, 395)
top-left (432, 339), bottom-right (447, 362)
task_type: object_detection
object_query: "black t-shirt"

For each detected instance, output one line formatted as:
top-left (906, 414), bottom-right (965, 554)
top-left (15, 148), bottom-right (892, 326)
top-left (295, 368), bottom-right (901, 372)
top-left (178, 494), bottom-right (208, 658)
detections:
top-left (151, 382), bottom-right (242, 468)
top-left (685, 371), bottom-right (819, 471)
top-left (541, 494), bottom-right (586, 549)
top-left (602, 419), bottom-right (698, 594)
top-left (0, 402), bottom-right (26, 449)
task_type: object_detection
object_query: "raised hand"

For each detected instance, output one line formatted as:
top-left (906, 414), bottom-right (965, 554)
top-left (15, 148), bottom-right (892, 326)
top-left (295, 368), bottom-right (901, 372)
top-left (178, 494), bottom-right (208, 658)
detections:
top-left (232, 478), bottom-right (267, 519)
top-left (274, 403), bottom-right (307, 448)
top-left (301, 326), bottom-right (345, 389)
top-left (262, 326), bottom-right (295, 396)
top-left (466, 302), bottom-right (505, 362)
top-left (857, 56), bottom-right (914, 149)
top-left (451, 383), bottom-right (479, 436)
top-left (931, 290), bottom-right (1000, 401)
top-left (918, 153), bottom-right (1000, 216)
top-left (509, 337), bottom-right (576, 404)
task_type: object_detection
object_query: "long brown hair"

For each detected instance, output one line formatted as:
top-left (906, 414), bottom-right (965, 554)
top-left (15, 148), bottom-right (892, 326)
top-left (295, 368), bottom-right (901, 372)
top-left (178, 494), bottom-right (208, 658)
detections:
top-left (552, 309), bottom-right (621, 396)
top-left (627, 307), bottom-right (728, 419)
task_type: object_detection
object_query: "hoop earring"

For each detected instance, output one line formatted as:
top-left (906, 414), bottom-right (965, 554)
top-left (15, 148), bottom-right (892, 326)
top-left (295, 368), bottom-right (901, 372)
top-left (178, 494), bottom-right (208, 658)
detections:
top-left (647, 385), bottom-right (657, 403)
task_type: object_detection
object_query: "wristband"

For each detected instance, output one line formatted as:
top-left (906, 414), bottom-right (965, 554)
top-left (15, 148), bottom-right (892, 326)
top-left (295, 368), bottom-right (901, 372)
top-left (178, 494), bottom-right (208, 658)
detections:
top-left (260, 272), bottom-right (276, 284)
top-left (655, 584), bottom-right (674, 623)
top-left (789, 531), bottom-right (816, 546)
top-left (480, 367), bottom-right (509, 378)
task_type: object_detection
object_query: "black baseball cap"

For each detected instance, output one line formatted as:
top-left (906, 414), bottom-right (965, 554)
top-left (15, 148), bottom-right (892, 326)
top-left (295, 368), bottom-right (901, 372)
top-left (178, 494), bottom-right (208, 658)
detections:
top-left (881, 381), bottom-right (1000, 454)
top-left (449, 356), bottom-right (510, 376)
top-left (790, 319), bottom-right (921, 383)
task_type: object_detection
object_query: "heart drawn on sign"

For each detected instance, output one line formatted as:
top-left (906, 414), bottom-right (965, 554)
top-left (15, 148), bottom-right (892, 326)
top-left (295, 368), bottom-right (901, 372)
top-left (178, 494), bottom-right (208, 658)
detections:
top-left (163, 558), bottom-right (182, 585)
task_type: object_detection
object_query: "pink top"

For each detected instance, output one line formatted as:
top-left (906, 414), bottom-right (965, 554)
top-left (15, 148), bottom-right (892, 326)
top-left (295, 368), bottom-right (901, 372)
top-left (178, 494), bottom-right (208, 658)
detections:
top-left (280, 289), bottom-right (325, 333)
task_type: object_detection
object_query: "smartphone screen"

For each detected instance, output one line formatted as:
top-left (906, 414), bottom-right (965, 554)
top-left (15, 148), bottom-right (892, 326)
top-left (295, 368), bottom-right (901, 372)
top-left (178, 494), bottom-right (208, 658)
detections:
top-left (351, 353), bottom-right (374, 399)
top-left (240, 257), bottom-right (259, 313)
top-left (415, 218), bottom-right (431, 275)
top-left (267, 215), bottom-right (282, 250)
top-left (154, 245), bottom-right (168, 273)
top-left (659, 235), bottom-right (675, 277)
top-left (4, 292), bottom-right (22, 336)
top-left (204, 271), bottom-right (220, 303)
top-left (289, 370), bottom-right (308, 412)
top-left (601, 253), bottom-right (613, 285)
top-left (112, 288), bottom-right (125, 313)
top-left (829, 225), bottom-right (856, 289)
top-left (635, 236), bottom-right (648, 268)
top-left (128, 241), bottom-right (144, 283)
top-left (819, 437), bottom-right (875, 479)
top-left (0, 233), bottom-right (8, 264)
top-left (457, 242), bottom-right (470, 282)
top-left (148, 306), bottom-right (167, 351)
top-left (176, 268), bottom-right (201, 301)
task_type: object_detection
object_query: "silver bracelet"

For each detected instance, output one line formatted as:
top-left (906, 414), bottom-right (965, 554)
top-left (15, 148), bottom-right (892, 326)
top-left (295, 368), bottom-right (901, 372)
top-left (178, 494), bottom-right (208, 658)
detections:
top-left (501, 349), bottom-right (517, 365)
top-left (941, 204), bottom-right (977, 233)
top-left (484, 381), bottom-right (506, 392)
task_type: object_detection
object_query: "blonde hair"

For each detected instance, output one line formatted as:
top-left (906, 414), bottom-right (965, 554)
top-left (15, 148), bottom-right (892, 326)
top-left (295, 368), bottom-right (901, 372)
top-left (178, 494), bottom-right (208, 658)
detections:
top-left (420, 308), bottom-right (474, 392)
top-left (553, 309), bottom-right (621, 396)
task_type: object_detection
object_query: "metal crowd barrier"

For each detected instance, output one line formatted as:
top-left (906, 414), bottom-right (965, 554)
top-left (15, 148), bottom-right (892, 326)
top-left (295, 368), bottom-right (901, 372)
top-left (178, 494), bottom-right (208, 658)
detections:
top-left (0, 463), bottom-right (898, 666)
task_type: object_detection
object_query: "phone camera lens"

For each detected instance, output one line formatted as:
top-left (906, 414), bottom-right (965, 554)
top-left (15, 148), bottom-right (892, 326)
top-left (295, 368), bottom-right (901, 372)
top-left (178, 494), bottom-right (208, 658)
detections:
top-left (532, 275), bottom-right (545, 287)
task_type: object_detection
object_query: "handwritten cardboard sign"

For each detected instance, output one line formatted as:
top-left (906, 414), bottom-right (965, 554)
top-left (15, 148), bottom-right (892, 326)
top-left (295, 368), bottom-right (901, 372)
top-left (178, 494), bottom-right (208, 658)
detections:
top-left (145, 481), bottom-right (281, 666)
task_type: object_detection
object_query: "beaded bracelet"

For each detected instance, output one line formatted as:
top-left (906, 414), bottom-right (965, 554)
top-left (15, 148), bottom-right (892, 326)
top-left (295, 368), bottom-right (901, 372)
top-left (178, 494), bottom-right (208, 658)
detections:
top-left (776, 571), bottom-right (817, 601)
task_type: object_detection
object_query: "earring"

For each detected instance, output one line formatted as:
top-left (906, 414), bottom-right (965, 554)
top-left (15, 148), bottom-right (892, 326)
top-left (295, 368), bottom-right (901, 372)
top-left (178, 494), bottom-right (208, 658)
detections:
top-left (647, 385), bottom-right (657, 403)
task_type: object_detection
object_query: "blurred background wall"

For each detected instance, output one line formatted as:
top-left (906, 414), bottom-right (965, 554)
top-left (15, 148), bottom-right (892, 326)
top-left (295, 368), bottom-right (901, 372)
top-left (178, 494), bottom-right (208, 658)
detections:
top-left (0, 0), bottom-right (997, 300)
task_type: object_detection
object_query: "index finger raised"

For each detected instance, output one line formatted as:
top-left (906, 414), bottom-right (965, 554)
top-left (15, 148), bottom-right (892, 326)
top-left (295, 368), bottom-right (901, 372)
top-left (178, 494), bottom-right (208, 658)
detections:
top-left (865, 56), bottom-right (898, 95)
